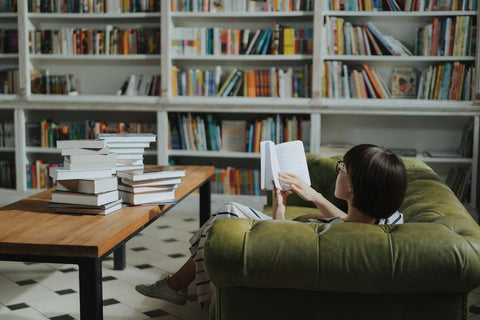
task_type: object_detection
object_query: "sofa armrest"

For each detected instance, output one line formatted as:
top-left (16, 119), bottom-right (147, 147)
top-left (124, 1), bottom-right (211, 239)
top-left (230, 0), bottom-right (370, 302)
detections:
top-left (204, 217), bottom-right (480, 293)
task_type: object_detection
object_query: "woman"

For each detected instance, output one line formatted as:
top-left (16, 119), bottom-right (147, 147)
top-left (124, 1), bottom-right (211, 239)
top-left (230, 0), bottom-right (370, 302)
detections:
top-left (135, 144), bottom-right (407, 308)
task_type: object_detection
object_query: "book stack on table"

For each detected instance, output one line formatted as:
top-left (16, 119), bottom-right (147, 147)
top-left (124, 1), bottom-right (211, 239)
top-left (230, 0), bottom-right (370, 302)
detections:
top-left (97, 133), bottom-right (156, 171)
top-left (48, 139), bottom-right (122, 215)
top-left (116, 167), bottom-right (186, 205)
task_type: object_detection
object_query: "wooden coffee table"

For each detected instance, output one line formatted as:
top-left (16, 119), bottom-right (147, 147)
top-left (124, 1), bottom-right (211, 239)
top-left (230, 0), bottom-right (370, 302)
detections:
top-left (0, 165), bottom-right (214, 320)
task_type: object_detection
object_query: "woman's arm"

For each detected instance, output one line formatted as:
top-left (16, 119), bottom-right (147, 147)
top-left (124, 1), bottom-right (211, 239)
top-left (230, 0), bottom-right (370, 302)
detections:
top-left (279, 172), bottom-right (347, 220)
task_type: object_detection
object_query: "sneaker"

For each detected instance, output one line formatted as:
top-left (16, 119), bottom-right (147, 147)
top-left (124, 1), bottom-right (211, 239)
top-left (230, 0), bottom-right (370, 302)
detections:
top-left (135, 276), bottom-right (187, 305)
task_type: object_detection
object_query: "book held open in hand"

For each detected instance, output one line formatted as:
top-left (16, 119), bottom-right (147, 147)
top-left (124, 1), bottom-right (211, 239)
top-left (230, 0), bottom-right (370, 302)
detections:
top-left (260, 140), bottom-right (311, 191)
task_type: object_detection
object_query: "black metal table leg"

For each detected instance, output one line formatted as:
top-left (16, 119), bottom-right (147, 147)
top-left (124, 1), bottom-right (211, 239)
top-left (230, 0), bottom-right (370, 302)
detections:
top-left (79, 258), bottom-right (103, 320)
top-left (199, 179), bottom-right (211, 226)
top-left (113, 244), bottom-right (126, 270)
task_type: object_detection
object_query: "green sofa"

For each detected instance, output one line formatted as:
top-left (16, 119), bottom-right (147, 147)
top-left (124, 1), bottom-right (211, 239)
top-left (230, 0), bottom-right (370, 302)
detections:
top-left (204, 154), bottom-right (480, 320)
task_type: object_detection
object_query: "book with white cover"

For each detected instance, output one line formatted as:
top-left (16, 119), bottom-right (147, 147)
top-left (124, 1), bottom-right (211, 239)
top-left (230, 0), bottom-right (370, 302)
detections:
top-left (116, 167), bottom-right (185, 182)
top-left (56, 139), bottom-right (107, 149)
top-left (49, 199), bottom-right (122, 215)
top-left (119, 189), bottom-right (176, 205)
top-left (97, 133), bottom-right (156, 143)
top-left (51, 190), bottom-right (119, 206)
top-left (63, 153), bottom-right (117, 170)
top-left (61, 147), bottom-right (110, 156)
top-left (260, 140), bottom-right (311, 191)
top-left (121, 177), bottom-right (183, 187)
top-left (49, 167), bottom-right (113, 180)
top-left (118, 183), bottom-right (177, 193)
top-left (56, 176), bottom-right (118, 194)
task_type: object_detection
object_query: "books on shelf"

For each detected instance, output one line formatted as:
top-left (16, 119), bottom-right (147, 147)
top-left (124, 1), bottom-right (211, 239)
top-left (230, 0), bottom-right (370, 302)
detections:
top-left (49, 199), bottom-right (123, 215)
top-left (329, 0), bottom-right (476, 11)
top-left (116, 74), bottom-right (161, 96)
top-left (56, 176), bottom-right (118, 194)
top-left (0, 160), bottom-right (15, 189)
top-left (170, 0), bottom-right (313, 12)
top-left (211, 167), bottom-right (263, 196)
top-left (260, 140), bottom-right (310, 191)
top-left (446, 165), bottom-right (472, 203)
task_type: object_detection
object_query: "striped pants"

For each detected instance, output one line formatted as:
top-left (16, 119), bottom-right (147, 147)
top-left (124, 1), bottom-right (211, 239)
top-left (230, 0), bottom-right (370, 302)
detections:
top-left (188, 202), bottom-right (271, 303)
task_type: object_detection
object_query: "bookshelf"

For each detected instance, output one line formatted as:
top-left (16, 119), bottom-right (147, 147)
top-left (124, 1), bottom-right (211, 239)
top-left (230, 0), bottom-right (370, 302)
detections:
top-left (0, 0), bottom-right (479, 209)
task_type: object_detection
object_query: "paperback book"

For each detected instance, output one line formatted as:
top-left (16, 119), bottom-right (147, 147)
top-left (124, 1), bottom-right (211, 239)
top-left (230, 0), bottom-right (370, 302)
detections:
top-left (260, 140), bottom-right (310, 191)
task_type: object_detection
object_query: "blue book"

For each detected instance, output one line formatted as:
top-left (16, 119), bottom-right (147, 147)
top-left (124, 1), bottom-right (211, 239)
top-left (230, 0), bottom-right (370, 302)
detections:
top-left (260, 29), bottom-right (273, 55)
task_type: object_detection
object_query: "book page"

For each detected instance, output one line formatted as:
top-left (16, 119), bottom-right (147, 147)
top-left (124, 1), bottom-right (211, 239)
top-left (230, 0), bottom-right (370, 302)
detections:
top-left (275, 140), bottom-right (311, 191)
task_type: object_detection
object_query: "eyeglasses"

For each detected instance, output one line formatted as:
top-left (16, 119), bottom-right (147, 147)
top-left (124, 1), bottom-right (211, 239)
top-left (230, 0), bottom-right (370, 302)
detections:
top-left (336, 161), bottom-right (347, 175)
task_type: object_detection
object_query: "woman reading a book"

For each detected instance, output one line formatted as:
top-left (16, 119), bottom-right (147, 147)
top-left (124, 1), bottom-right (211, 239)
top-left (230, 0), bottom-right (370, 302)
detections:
top-left (136, 144), bottom-right (407, 311)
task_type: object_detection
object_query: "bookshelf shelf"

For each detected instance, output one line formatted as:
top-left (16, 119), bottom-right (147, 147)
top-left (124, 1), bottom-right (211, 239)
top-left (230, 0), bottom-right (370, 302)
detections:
top-left (27, 12), bottom-right (161, 19)
top-left (0, 1), bottom-right (478, 208)
top-left (172, 55), bottom-right (313, 61)
top-left (29, 54), bottom-right (162, 61)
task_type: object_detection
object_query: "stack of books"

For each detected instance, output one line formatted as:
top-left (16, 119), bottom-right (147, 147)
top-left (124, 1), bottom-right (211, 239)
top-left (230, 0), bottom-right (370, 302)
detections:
top-left (97, 133), bottom-right (157, 171)
top-left (116, 166), bottom-right (186, 205)
top-left (48, 139), bottom-right (122, 215)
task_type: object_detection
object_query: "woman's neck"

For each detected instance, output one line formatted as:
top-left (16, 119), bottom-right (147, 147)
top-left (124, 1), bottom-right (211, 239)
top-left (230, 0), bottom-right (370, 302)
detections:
top-left (344, 206), bottom-right (377, 224)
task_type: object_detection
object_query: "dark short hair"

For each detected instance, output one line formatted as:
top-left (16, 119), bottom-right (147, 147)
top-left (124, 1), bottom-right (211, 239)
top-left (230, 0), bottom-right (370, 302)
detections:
top-left (343, 144), bottom-right (407, 219)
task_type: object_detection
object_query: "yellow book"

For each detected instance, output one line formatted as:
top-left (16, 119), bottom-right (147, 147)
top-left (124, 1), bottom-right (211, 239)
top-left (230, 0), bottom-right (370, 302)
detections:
top-left (217, 69), bottom-right (238, 96)
top-left (283, 28), bottom-right (295, 55)
top-left (171, 66), bottom-right (178, 96)
top-left (337, 18), bottom-right (344, 55)
top-left (433, 64), bottom-right (444, 99)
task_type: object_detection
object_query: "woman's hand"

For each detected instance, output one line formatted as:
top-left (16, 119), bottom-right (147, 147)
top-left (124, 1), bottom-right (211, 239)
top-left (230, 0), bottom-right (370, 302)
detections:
top-left (278, 172), bottom-right (319, 202)
top-left (271, 185), bottom-right (292, 220)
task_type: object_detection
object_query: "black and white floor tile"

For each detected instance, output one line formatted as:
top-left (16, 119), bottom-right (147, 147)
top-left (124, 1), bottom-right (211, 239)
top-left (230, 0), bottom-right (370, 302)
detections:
top-left (0, 194), bottom-right (480, 319)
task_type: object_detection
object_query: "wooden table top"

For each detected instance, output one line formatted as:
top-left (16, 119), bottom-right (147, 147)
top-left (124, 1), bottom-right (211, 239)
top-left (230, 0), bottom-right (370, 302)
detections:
top-left (0, 165), bottom-right (214, 259)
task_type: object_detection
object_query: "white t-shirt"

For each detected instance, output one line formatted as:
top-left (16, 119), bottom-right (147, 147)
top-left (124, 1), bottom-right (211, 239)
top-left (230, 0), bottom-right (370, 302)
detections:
top-left (378, 211), bottom-right (404, 225)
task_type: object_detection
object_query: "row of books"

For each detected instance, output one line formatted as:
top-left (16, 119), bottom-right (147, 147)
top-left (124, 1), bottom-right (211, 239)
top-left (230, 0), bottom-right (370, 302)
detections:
top-left (446, 165), bottom-right (471, 203)
top-left (211, 167), bottom-right (265, 196)
top-left (171, 0), bottom-right (313, 12)
top-left (326, 17), bottom-right (412, 56)
top-left (116, 74), bottom-right (161, 96)
top-left (0, 120), bottom-right (14, 147)
top-left (169, 113), bottom-right (310, 153)
top-left (26, 160), bottom-right (56, 189)
top-left (323, 61), bottom-right (392, 98)
top-left (0, 69), bottom-right (18, 94)
top-left (414, 16), bottom-right (477, 57)
top-left (417, 62), bottom-right (475, 100)
top-left (327, 0), bottom-right (477, 10)
top-left (29, 27), bottom-right (161, 55)
top-left (0, 0), bottom-right (16, 12)
top-left (0, 30), bottom-right (18, 53)
top-left (28, 0), bottom-right (160, 13)
top-left (26, 119), bottom-right (156, 147)
top-left (30, 70), bottom-right (77, 95)
top-left (0, 161), bottom-right (15, 189)
top-left (171, 25), bottom-right (313, 56)
top-left (172, 64), bottom-right (311, 98)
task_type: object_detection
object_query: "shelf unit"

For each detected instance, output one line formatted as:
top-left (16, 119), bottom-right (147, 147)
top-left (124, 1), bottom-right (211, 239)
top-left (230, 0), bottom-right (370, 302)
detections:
top-left (0, 0), bottom-right (479, 208)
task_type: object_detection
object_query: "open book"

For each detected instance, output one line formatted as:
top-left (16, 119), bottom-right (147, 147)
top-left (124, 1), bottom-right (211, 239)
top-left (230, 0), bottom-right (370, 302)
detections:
top-left (260, 140), bottom-right (311, 191)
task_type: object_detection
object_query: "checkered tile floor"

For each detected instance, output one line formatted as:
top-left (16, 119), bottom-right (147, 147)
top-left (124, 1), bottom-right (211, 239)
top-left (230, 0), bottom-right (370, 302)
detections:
top-left (0, 194), bottom-right (480, 319)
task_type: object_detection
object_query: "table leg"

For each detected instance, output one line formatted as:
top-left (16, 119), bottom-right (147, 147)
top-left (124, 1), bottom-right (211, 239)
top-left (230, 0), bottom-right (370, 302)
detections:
top-left (79, 258), bottom-right (103, 320)
top-left (199, 179), bottom-right (211, 226)
top-left (113, 245), bottom-right (126, 270)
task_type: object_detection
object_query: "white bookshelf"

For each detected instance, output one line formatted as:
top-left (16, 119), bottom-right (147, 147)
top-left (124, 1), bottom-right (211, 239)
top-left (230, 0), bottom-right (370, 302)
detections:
top-left (0, 0), bottom-right (478, 208)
